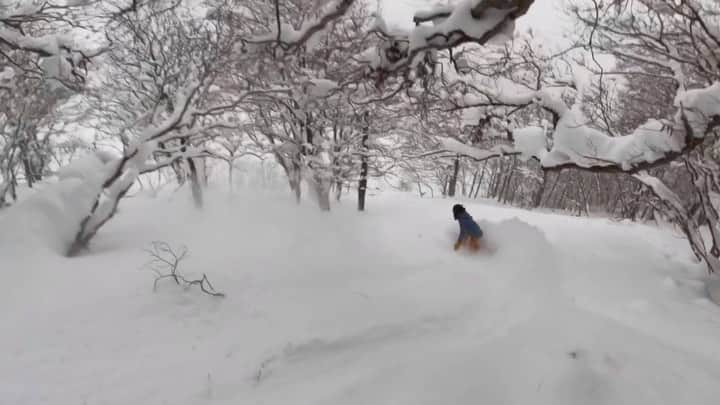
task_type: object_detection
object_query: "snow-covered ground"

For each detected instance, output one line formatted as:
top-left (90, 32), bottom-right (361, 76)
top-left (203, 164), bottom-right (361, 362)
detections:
top-left (2, 187), bottom-right (720, 404)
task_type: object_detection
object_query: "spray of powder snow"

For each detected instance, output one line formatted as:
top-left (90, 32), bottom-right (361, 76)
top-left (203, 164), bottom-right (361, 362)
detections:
top-left (0, 151), bottom-right (116, 256)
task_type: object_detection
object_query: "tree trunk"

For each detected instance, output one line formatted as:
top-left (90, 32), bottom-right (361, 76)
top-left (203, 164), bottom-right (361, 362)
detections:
top-left (22, 156), bottom-right (34, 188)
top-left (533, 170), bottom-right (547, 208)
top-left (0, 178), bottom-right (9, 208)
top-left (67, 180), bottom-right (134, 257)
top-left (507, 176), bottom-right (519, 204)
top-left (293, 181), bottom-right (301, 203)
top-left (556, 184), bottom-right (569, 210)
top-left (32, 150), bottom-right (45, 182)
top-left (200, 158), bottom-right (209, 187)
top-left (18, 136), bottom-right (34, 188)
top-left (228, 160), bottom-right (234, 193)
top-left (447, 156), bottom-right (460, 198)
top-left (489, 160), bottom-right (504, 198)
top-left (543, 170), bottom-right (563, 208)
top-left (687, 161), bottom-right (720, 257)
top-left (10, 169), bottom-right (17, 201)
top-left (289, 160), bottom-right (302, 204)
top-left (295, 161), bottom-right (302, 203)
top-left (358, 119), bottom-right (369, 211)
top-left (67, 154), bottom-right (139, 257)
top-left (499, 157), bottom-right (517, 203)
top-left (315, 178), bottom-right (331, 211)
top-left (172, 161), bottom-right (185, 185)
top-left (187, 158), bottom-right (203, 209)
top-left (289, 181), bottom-right (300, 202)
top-left (474, 161), bottom-right (488, 199)
top-left (467, 170), bottom-right (478, 198)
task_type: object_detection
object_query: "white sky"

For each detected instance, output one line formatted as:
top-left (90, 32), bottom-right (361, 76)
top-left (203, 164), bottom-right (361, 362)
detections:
top-left (380, 0), bottom-right (574, 45)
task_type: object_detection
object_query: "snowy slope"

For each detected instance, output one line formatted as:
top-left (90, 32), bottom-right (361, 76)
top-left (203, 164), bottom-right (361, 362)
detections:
top-left (1, 189), bottom-right (720, 404)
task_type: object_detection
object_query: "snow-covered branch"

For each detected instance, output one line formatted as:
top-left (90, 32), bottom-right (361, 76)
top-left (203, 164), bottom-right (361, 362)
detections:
top-left (410, 0), bottom-right (533, 52)
top-left (0, 0), bottom-right (97, 84)
top-left (633, 170), bottom-right (720, 273)
top-left (366, 0), bottom-right (534, 73)
top-left (632, 172), bottom-right (685, 213)
top-left (135, 81), bottom-right (202, 145)
top-left (412, 5), bottom-right (455, 25)
top-left (249, 0), bottom-right (356, 50)
top-left (144, 241), bottom-right (225, 297)
top-left (0, 29), bottom-right (74, 58)
top-left (436, 82), bottom-right (720, 174)
top-left (66, 78), bottom-right (206, 256)
top-left (426, 137), bottom-right (518, 161)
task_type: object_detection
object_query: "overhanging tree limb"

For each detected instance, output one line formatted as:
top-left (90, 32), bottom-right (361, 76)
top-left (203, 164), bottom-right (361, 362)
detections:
top-left (433, 84), bottom-right (720, 174)
top-left (368, 0), bottom-right (535, 74)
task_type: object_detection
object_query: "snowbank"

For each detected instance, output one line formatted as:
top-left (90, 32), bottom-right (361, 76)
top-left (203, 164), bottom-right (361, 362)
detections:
top-left (0, 152), bottom-right (113, 256)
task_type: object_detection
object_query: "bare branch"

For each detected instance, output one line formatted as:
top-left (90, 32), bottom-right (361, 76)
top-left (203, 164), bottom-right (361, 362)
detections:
top-left (144, 241), bottom-right (225, 297)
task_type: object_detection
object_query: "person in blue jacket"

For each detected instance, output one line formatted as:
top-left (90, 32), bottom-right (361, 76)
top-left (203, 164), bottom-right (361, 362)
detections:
top-left (453, 204), bottom-right (483, 251)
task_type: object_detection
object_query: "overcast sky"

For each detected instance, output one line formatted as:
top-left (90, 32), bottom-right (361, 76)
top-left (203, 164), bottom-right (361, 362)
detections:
top-left (380, 0), bottom-right (573, 44)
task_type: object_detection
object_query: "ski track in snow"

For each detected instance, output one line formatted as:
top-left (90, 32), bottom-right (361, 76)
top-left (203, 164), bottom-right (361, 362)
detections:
top-left (1, 189), bottom-right (720, 404)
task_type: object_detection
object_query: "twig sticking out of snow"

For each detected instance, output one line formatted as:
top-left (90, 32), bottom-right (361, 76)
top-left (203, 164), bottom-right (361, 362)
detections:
top-left (144, 241), bottom-right (225, 297)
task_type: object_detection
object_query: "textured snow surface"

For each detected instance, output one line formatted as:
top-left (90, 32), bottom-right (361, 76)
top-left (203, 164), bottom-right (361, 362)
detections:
top-left (1, 186), bottom-right (720, 404)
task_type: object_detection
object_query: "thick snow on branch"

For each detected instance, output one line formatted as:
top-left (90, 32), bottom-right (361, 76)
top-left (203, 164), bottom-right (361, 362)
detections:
top-left (437, 137), bottom-right (517, 160)
top-left (302, 78), bottom-right (338, 98)
top-left (0, 28), bottom-right (82, 81)
top-left (677, 82), bottom-right (720, 137)
top-left (140, 148), bottom-right (209, 174)
top-left (632, 172), bottom-right (685, 213)
top-left (544, 112), bottom-right (679, 170)
top-left (0, 0), bottom-right (40, 19)
top-left (541, 83), bottom-right (720, 170)
top-left (0, 28), bottom-right (74, 56)
top-left (135, 79), bottom-right (201, 145)
top-left (366, 0), bottom-right (533, 72)
top-left (513, 126), bottom-right (547, 161)
top-left (410, 0), bottom-right (517, 52)
top-left (253, 0), bottom-right (355, 50)
top-left (455, 77), bottom-right (570, 119)
top-left (0, 0), bottom-right (97, 84)
top-left (67, 97), bottom-right (198, 255)
top-left (413, 5), bottom-right (454, 24)
top-left (442, 82), bottom-right (720, 172)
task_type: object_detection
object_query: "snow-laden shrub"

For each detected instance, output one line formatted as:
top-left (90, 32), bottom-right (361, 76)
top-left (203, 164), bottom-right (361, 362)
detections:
top-left (0, 152), bottom-right (114, 255)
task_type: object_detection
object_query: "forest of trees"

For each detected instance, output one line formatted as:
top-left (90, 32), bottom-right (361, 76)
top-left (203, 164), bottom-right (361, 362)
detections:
top-left (1, 0), bottom-right (720, 271)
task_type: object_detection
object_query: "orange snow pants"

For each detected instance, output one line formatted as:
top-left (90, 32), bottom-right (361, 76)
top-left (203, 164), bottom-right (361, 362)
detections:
top-left (455, 236), bottom-right (481, 252)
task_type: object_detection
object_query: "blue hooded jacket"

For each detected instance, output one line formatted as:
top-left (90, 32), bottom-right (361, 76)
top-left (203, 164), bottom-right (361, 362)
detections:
top-left (456, 211), bottom-right (483, 243)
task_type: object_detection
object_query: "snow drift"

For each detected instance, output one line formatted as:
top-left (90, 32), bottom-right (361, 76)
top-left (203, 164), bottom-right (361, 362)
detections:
top-left (1, 191), bottom-right (719, 405)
